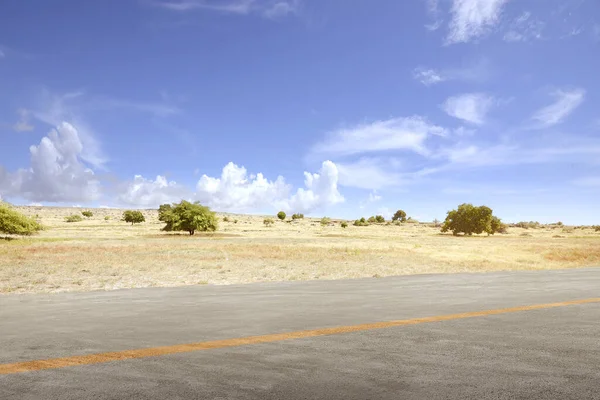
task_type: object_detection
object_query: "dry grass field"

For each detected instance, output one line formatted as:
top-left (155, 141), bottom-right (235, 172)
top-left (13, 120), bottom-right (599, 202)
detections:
top-left (1, 206), bottom-right (599, 295)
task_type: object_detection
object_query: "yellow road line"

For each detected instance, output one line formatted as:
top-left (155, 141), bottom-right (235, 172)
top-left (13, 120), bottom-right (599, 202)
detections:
top-left (1, 297), bottom-right (599, 375)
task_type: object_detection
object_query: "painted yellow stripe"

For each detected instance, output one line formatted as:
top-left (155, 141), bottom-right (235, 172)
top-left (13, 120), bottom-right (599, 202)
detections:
top-left (1, 297), bottom-right (599, 376)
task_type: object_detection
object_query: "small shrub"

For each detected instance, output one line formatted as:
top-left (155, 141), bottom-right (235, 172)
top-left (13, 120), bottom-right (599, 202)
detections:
top-left (234, 219), bottom-right (238, 224)
top-left (320, 217), bottom-right (331, 226)
top-left (291, 213), bottom-right (304, 220)
top-left (65, 214), bottom-right (83, 223)
top-left (562, 227), bottom-right (573, 234)
top-left (0, 204), bottom-right (44, 235)
top-left (81, 211), bottom-right (93, 218)
top-left (122, 210), bottom-right (145, 225)
top-left (592, 225), bottom-right (600, 232)
top-left (406, 217), bottom-right (419, 224)
top-left (104, 216), bottom-right (110, 221)
top-left (341, 221), bottom-right (348, 228)
top-left (223, 216), bottom-right (230, 222)
top-left (264, 218), bottom-right (274, 227)
top-left (375, 215), bottom-right (385, 223)
top-left (277, 211), bottom-right (286, 221)
top-left (556, 221), bottom-right (563, 226)
top-left (432, 218), bottom-right (441, 228)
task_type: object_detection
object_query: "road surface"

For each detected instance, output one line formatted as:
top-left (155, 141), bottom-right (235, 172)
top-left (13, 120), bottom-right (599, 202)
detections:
top-left (1, 268), bottom-right (600, 399)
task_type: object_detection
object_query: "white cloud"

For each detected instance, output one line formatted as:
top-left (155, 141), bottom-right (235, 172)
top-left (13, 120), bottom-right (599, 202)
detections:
top-left (531, 88), bottom-right (585, 127)
top-left (152, 0), bottom-right (299, 18)
top-left (0, 122), bottom-right (100, 203)
top-left (12, 109), bottom-right (34, 132)
top-left (195, 160), bottom-right (343, 213)
top-left (442, 93), bottom-right (495, 125)
top-left (446, 0), bottom-right (508, 44)
top-left (425, 0), bottom-right (443, 31)
top-left (359, 190), bottom-right (382, 209)
top-left (154, 0), bottom-right (254, 13)
top-left (118, 175), bottom-right (191, 207)
top-left (336, 158), bottom-right (404, 190)
top-left (503, 11), bottom-right (544, 42)
top-left (413, 68), bottom-right (445, 86)
top-left (311, 117), bottom-right (447, 159)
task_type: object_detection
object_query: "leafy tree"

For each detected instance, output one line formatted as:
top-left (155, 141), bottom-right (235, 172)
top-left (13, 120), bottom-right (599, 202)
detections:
top-left (158, 201), bottom-right (216, 235)
top-left (320, 217), bottom-right (331, 226)
top-left (291, 213), bottom-right (304, 220)
top-left (353, 217), bottom-right (369, 227)
top-left (277, 211), bottom-right (286, 220)
top-left (367, 216), bottom-right (376, 224)
top-left (263, 218), bottom-right (274, 227)
top-left (593, 225), bottom-right (600, 232)
top-left (341, 221), bottom-right (348, 228)
top-left (441, 203), bottom-right (503, 236)
top-left (0, 204), bottom-right (43, 235)
top-left (375, 215), bottom-right (385, 223)
top-left (81, 211), bottom-right (93, 218)
top-left (392, 210), bottom-right (407, 222)
top-left (65, 214), bottom-right (83, 223)
top-left (122, 210), bottom-right (145, 225)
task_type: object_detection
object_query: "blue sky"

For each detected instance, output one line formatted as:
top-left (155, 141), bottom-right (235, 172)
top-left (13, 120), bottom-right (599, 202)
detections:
top-left (1, 0), bottom-right (599, 224)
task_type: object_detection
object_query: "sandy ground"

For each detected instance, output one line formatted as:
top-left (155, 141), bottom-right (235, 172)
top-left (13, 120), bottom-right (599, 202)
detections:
top-left (1, 206), bottom-right (599, 294)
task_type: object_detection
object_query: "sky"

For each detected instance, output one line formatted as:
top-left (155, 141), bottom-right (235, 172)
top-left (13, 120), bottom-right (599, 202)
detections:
top-left (1, 0), bottom-right (599, 224)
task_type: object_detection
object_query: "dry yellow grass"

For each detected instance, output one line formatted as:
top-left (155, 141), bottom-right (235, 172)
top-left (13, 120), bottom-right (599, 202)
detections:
top-left (1, 206), bottom-right (599, 295)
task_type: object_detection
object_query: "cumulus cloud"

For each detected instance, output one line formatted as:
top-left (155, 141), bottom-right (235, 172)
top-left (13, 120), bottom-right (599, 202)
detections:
top-left (311, 117), bottom-right (447, 159)
top-left (442, 93), bottom-right (495, 125)
top-left (531, 88), bottom-right (585, 127)
top-left (118, 175), bottom-right (191, 207)
top-left (413, 68), bottom-right (446, 86)
top-left (195, 160), bottom-right (343, 213)
top-left (446, 0), bottom-right (508, 44)
top-left (0, 122), bottom-right (100, 202)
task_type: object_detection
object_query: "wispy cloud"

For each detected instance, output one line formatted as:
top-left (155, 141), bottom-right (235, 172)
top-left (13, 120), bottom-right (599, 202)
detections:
top-left (150, 0), bottom-right (299, 18)
top-left (336, 158), bottom-right (405, 190)
top-left (90, 97), bottom-right (181, 117)
top-left (425, 0), bottom-right (443, 31)
top-left (572, 177), bottom-right (600, 187)
top-left (531, 88), bottom-right (585, 127)
top-left (503, 11), bottom-right (544, 42)
top-left (442, 93), bottom-right (495, 125)
top-left (12, 109), bottom-right (35, 132)
top-left (446, 0), bottom-right (509, 44)
top-left (310, 117), bottom-right (447, 159)
top-left (413, 58), bottom-right (492, 86)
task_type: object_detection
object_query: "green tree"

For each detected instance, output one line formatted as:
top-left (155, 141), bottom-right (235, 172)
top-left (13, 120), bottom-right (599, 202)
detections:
top-left (341, 221), bottom-right (348, 228)
top-left (0, 204), bottom-right (44, 235)
top-left (291, 213), bottom-right (304, 220)
top-left (81, 210), bottom-right (93, 218)
top-left (353, 217), bottom-right (368, 226)
top-left (122, 210), bottom-right (145, 225)
top-left (441, 203), bottom-right (503, 236)
top-left (320, 217), bottom-right (331, 226)
top-left (277, 211), bottom-right (286, 220)
top-left (367, 216), bottom-right (376, 224)
top-left (375, 215), bottom-right (385, 223)
top-left (392, 210), bottom-right (407, 222)
top-left (158, 201), bottom-right (216, 235)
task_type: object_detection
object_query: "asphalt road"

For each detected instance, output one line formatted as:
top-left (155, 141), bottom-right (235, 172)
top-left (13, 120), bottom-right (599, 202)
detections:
top-left (1, 268), bottom-right (600, 399)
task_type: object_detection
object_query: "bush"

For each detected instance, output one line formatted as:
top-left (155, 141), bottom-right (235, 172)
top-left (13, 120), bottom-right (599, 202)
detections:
top-left (122, 210), bottom-right (145, 225)
top-left (65, 214), bottom-right (83, 223)
top-left (556, 221), bottom-right (563, 226)
top-left (0, 204), bottom-right (44, 235)
top-left (353, 217), bottom-right (369, 227)
top-left (341, 221), bottom-right (348, 228)
top-left (594, 226), bottom-right (600, 232)
top-left (392, 210), bottom-right (407, 222)
top-left (367, 216), bottom-right (376, 224)
top-left (264, 218), bottom-right (274, 227)
top-left (320, 217), bottom-right (331, 226)
top-left (441, 203), bottom-right (503, 236)
top-left (234, 219), bottom-right (238, 224)
top-left (405, 217), bottom-right (419, 224)
top-left (104, 216), bottom-right (111, 221)
top-left (291, 213), bottom-right (304, 220)
top-left (81, 211), bottom-right (93, 218)
top-left (223, 216), bottom-right (230, 222)
top-left (514, 221), bottom-right (541, 229)
top-left (158, 201), bottom-right (217, 235)
top-left (375, 215), bottom-right (385, 223)
top-left (277, 211), bottom-right (286, 221)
